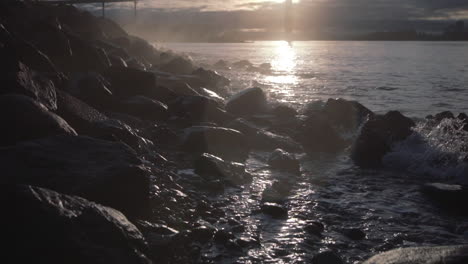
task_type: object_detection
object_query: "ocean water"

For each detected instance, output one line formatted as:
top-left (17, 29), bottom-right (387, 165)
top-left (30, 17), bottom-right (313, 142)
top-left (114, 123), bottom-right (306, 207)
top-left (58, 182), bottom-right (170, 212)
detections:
top-left (162, 41), bottom-right (468, 263)
top-left (163, 41), bottom-right (468, 118)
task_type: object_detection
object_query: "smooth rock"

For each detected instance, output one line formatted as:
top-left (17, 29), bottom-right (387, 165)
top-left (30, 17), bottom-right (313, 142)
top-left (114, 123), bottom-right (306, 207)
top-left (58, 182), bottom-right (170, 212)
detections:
top-left (311, 251), bottom-right (344, 264)
top-left (192, 67), bottom-right (230, 88)
top-left (421, 183), bottom-right (468, 213)
top-left (352, 111), bottom-right (415, 168)
top-left (268, 148), bottom-right (300, 174)
top-left (226, 87), bottom-right (268, 116)
top-left (8, 185), bottom-right (151, 264)
top-left (0, 135), bottom-right (150, 217)
top-left (194, 153), bottom-right (252, 185)
top-left (343, 228), bottom-right (366, 240)
top-left (272, 104), bottom-right (298, 119)
top-left (160, 56), bottom-right (194, 75)
top-left (120, 96), bottom-right (169, 122)
top-left (322, 98), bottom-right (374, 130)
top-left (0, 94), bottom-right (76, 146)
top-left (261, 202), bottom-right (288, 219)
top-left (168, 95), bottom-right (231, 124)
top-left (66, 72), bottom-right (114, 111)
top-left (255, 130), bottom-right (302, 152)
top-left (182, 126), bottom-right (249, 161)
top-left (363, 245), bottom-right (468, 264)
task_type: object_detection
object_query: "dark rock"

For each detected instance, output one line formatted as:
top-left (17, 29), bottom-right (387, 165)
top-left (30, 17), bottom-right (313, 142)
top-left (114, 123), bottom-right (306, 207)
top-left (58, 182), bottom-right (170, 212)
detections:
top-left (214, 229), bottom-right (235, 244)
top-left (421, 183), bottom-right (468, 213)
top-left (135, 221), bottom-right (179, 236)
top-left (434, 111), bottom-right (455, 122)
top-left (195, 153), bottom-right (252, 185)
top-left (120, 96), bottom-right (169, 122)
top-left (66, 72), bottom-right (114, 111)
top-left (66, 33), bottom-right (111, 72)
top-left (1, 58), bottom-right (58, 111)
top-left (363, 245), bottom-right (468, 264)
top-left (8, 185), bottom-right (151, 264)
top-left (226, 87), bottom-right (268, 116)
top-left (55, 89), bottom-right (108, 135)
top-left (0, 94), bottom-right (76, 146)
top-left (104, 66), bottom-right (174, 102)
top-left (268, 148), bottom-right (300, 174)
top-left (190, 226), bottom-right (216, 244)
top-left (160, 80), bottom-right (200, 96)
top-left (214, 59), bottom-right (230, 70)
top-left (457, 113), bottom-right (467, 121)
top-left (192, 67), bottom-right (230, 88)
top-left (304, 222), bottom-right (324, 236)
top-left (0, 135), bottom-right (150, 217)
top-left (226, 118), bottom-right (259, 137)
top-left (295, 113), bottom-right (347, 152)
top-left (160, 56), bottom-right (194, 75)
top-left (254, 130), bottom-right (302, 152)
top-left (261, 202), bottom-right (288, 219)
top-left (343, 228), bottom-right (366, 240)
top-left (352, 111), bottom-right (415, 168)
top-left (109, 54), bottom-right (128, 67)
top-left (322, 98), bottom-right (374, 130)
top-left (198, 87), bottom-right (225, 104)
top-left (232, 60), bottom-right (252, 68)
top-left (272, 104), bottom-right (297, 119)
top-left (311, 251), bottom-right (344, 264)
top-left (168, 95), bottom-right (231, 124)
top-left (182, 126), bottom-right (249, 161)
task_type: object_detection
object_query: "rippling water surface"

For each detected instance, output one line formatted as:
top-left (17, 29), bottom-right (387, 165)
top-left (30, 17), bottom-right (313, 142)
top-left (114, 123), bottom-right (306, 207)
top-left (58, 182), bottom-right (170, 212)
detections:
top-left (165, 41), bottom-right (468, 263)
top-left (164, 41), bottom-right (468, 117)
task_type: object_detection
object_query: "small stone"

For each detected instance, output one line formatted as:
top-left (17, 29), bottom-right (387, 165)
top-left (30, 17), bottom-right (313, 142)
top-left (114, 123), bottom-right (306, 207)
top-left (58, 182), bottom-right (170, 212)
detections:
top-left (261, 202), bottom-right (288, 219)
top-left (311, 251), bottom-right (344, 264)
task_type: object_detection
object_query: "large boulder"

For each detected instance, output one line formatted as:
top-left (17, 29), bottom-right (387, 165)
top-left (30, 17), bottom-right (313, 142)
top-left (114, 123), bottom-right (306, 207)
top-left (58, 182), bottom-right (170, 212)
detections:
top-left (168, 95), bottom-right (232, 124)
top-left (8, 185), bottom-right (151, 264)
top-left (1, 58), bottom-right (58, 111)
top-left (195, 153), bottom-right (252, 186)
top-left (182, 126), bottom-right (249, 161)
top-left (0, 135), bottom-right (150, 217)
top-left (226, 87), bottom-right (268, 116)
top-left (55, 89), bottom-right (108, 135)
top-left (254, 130), bottom-right (302, 152)
top-left (66, 33), bottom-right (111, 72)
top-left (160, 56), bottom-right (194, 75)
top-left (322, 98), bottom-right (374, 130)
top-left (0, 94), bottom-right (76, 146)
top-left (363, 245), bottom-right (468, 264)
top-left (192, 67), bottom-right (230, 89)
top-left (119, 96), bottom-right (169, 122)
top-left (352, 111), bottom-right (415, 168)
top-left (295, 113), bottom-right (347, 152)
top-left (103, 66), bottom-right (174, 102)
top-left (268, 149), bottom-right (300, 175)
top-left (421, 183), bottom-right (468, 214)
top-left (66, 72), bottom-right (114, 111)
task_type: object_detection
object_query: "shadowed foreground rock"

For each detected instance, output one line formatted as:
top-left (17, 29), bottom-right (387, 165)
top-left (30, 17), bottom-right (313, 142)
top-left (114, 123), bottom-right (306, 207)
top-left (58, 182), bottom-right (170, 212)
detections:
top-left (195, 153), bottom-right (252, 186)
top-left (0, 94), bottom-right (76, 146)
top-left (226, 87), bottom-right (267, 116)
top-left (363, 245), bottom-right (468, 264)
top-left (0, 135), bottom-right (150, 217)
top-left (8, 185), bottom-right (151, 264)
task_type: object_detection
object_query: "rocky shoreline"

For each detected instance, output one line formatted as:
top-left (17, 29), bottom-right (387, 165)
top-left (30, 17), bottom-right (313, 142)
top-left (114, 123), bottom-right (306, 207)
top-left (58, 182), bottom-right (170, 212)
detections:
top-left (2, 1), bottom-right (467, 263)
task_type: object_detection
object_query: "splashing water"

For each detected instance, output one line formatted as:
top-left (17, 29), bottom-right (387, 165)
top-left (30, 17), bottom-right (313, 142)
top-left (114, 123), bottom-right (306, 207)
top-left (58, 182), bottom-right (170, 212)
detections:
top-left (383, 118), bottom-right (468, 183)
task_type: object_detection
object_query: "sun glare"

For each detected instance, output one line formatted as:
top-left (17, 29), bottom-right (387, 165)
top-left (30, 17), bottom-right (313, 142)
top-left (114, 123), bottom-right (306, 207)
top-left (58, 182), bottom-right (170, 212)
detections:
top-left (265, 41), bottom-right (298, 86)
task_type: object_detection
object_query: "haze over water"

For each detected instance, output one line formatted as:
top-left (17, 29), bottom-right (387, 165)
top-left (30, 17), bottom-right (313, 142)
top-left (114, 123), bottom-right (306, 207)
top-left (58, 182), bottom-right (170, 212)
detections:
top-left (165, 41), bottom-right (468, 118)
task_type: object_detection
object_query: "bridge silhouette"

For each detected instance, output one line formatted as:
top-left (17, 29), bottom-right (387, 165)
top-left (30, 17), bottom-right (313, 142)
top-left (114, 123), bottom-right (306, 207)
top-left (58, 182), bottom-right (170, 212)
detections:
top-left (37, 0), bottom-right (138, 18)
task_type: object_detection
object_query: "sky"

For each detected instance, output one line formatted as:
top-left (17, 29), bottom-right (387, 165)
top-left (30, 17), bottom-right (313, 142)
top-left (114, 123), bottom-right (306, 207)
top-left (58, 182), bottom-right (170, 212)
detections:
top-left (88, 0), bottom-right (468, 40)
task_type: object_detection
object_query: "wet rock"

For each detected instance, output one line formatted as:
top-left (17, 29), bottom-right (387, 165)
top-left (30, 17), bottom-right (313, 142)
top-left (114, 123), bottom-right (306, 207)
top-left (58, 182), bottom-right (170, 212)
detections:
top-left (67, 33), bottom-right (111, 72)
top-left (295, 113), bottom-right (347, 152)
top-left (421, 183), bottom-right (468, 213)
top-left (0, 135), bottom-right (150, 217)
top-left (363, 245), bottom-right (468, 264)
top-left (104, 66), bottom-right (174, 102)
top-left (262, 180), bottom-right (292, 203)
top-left (55, 89), bottom-right (108, 135)
top-left (268, 148), bottom-right (300, 174)
top-left (192, 67), bottom-right (230, 88)
top-left (304, 222), bottom-right (325, 236)
top-left (352, 111), bottom-right (415, 168)
top-left (160, 56), bottom-right (194, 75)
top-left (214, 59), bottom-right (230, 70)
top-left (190, 225), bottom-right (216, 244)
top-left (198, 87), bottom-right (225, 104)
top-left (168, 95), bottom-right (231, 124)
top-left (311, 251), bottom-right (344, 264)
top-left (160, 80), bottom-right (200, 96)
top-left (226, 118), bottom-right (259, 137)
top-left (182, 126), bottom-right (249, 161)
top-left (120, 96), bottom-right (169, 122)
top-left (1, 58), bottom-right (58, 111)
top-left (434, 111), bottom-right (455, 122)
top-left (135, 221), bottom-right (179, 236)
top-left (194, 153), bottom-right (252, 185)
top-left (343, 228), bottom-right (366, 240)
top-left (66, 72), bottom-right (114, 111)
top-left (109, 54), bottom-right (128, 67)
top-left (232, 59), bottom-right (252, 68)
top-left (214, 229), bottom-right (235, 244)
top-left (226, 87), bottom-right (268, 116)
top-left (272, 104), bottom-right (298, 119)
top-left (261, 202), bottom-right (288, 219)
top-left (322, 98), bottom-right (374, 130)
top-left (0, 94), bottom-right (76, 146)
top-left (255, 130), bottom-right (302, 152)
top-left (8, 185), bottom-right (151, 264)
